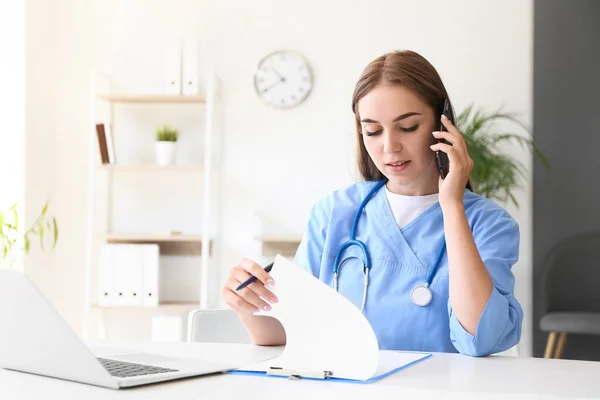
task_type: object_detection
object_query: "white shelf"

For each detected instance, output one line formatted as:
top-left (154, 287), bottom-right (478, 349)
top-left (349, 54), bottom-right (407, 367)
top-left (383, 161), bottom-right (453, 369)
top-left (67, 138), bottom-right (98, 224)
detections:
top-left (257, 235), bottom-right (302, 257)
top-left (103, 233), bottom-right (210, 256)
top-left (105, 233), bottom-right (204, 243)
top-left (96, 93), bottom-right (206, 103)
top-left (98, 164), bottom-right (204, 172)
top-left (91, 302), bottom-right (199, 313)
top-left (256, 235), bottom-right (303, 243)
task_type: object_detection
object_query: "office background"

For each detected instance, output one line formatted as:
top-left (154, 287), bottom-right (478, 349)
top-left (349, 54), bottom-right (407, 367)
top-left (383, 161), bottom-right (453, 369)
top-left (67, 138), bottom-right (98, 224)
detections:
top-left (1, 0), bottom-right (596, 360)
top-left (533, 0), bottom-right (600, 361)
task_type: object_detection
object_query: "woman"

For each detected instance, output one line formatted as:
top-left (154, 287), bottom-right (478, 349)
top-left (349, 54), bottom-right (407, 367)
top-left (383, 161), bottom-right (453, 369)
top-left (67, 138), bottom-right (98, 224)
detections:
top-left (221, 50), bottom-right (523, 357)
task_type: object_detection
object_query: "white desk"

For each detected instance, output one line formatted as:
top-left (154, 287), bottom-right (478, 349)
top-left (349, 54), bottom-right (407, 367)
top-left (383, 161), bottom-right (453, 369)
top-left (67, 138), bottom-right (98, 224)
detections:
top-left (1, 341), bottom-right (599, 400)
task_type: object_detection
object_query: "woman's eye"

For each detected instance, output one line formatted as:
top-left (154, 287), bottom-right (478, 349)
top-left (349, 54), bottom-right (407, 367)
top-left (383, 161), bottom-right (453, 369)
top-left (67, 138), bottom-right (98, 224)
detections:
top-left (400, 124), bottom-right (419, 132)
top-left (365, 129), bottom-right (382, 136)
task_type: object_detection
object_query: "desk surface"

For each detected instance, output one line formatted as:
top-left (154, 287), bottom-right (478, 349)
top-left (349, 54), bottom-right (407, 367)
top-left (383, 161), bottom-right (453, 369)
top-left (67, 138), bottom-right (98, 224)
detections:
top-left (1, 341), bottom-right (599, 400)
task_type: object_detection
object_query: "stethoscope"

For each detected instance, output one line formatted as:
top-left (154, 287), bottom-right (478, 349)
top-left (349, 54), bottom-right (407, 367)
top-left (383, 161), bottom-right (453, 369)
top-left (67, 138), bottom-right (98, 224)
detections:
top-left (332, 179), bottom-right (446, 312)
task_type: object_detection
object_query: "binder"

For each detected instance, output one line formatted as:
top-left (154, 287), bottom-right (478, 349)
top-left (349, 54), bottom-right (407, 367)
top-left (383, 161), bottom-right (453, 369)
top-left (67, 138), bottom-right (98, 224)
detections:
top-left (163, 39), bottom-right (182, 95)
top-left (141, 244), bottom-right (159, 306)
top-left (112, 245), bottom-right (129, 306)
top-left (97, 245), bottom-right (115, 306)
top-left (123, 245), bottom-right (143, 306)
top-left (229, 255), bottom-right (432, 383)
top-left (182, 36), bottom-right (199, 95)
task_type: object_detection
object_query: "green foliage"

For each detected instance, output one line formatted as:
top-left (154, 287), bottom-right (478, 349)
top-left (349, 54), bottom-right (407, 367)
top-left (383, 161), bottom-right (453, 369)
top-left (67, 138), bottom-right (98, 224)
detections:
top-left (0, 200), bottom-right (59, 268)
top-left (456, 104), bottom-right (550, 208)
top-left (156, 125), bottom-right (179, 142)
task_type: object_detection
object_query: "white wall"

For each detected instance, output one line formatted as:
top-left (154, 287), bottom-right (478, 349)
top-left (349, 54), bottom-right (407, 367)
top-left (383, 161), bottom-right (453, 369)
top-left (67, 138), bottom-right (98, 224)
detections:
top-left (25, 0), bottom-right (534, 355)
top-left (0, 0), bottom-right (25, 267)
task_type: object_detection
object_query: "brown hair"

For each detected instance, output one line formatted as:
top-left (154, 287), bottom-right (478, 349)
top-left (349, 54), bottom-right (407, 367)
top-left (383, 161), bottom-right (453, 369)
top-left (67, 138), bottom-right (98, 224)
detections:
top-left (351, 50), bottom-right (472, 191)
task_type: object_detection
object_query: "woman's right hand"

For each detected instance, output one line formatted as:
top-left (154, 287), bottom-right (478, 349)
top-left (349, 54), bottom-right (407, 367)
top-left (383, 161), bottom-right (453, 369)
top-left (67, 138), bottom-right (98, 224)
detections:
top-left (221, 258), bottom-right (279, 314)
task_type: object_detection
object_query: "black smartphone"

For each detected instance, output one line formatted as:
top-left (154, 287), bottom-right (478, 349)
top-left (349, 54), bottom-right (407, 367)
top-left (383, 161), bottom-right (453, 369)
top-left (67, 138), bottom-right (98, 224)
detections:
top-left (435, 99), bottom-right (452, 179)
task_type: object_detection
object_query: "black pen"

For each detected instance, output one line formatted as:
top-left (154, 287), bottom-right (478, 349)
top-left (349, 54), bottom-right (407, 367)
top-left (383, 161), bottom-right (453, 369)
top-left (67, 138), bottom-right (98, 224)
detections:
top-left (235, 262), bottom-right (274, 291)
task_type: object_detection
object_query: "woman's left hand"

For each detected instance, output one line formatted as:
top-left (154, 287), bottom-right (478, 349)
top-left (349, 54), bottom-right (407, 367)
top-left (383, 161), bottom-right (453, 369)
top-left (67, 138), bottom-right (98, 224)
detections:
top-left (430, 115), bottom-right (474, 209)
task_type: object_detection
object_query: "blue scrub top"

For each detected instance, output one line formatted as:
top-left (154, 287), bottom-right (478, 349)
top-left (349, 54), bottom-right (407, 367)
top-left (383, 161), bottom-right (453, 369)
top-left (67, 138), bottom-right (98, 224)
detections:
top-left (293, 180), bottom-right (523, 357)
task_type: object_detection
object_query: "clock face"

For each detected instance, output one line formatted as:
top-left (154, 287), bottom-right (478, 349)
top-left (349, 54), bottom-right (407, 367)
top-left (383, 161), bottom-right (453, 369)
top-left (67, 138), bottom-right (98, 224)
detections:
top-left (254, 51), bottom-right (313, 109)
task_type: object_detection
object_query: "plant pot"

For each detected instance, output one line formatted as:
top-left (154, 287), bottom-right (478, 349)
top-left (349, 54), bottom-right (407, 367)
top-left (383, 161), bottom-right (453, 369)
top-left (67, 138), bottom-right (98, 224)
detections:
top-left (155, 141), bottom-right (176, 166)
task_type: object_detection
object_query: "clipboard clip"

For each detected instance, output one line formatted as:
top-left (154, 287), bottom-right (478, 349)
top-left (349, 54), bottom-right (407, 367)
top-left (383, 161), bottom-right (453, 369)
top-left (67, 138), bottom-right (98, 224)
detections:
top-left (267, 366), bottom-right (333, 380)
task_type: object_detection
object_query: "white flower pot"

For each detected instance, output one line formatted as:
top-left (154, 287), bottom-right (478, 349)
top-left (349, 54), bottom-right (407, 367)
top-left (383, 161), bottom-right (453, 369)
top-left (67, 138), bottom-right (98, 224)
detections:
top-left (155, 141), bottom-right (177, 166)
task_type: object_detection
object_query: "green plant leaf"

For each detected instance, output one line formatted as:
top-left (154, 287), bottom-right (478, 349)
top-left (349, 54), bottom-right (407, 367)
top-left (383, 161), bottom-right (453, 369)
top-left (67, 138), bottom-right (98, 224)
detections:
top-left (156, 124), bottom-right (179, 142)
top-left (52, 217), bottom-right (58, 248)
top-left (455, 103), bottom-right (550, 208)
top-left (41, 201), bottom-right (48, 216)
top-left (38, 223), bottom-right (45, 251)
top-left (12, 207), bottom-right (18, 230)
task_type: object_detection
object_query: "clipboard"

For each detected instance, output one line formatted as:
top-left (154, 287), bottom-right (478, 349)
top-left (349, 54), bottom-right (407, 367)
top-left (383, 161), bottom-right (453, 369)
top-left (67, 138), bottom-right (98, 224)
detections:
top-left (227, 255), bottom-right (433, 384)
top-left (229, 351), bottom-right (432, 384)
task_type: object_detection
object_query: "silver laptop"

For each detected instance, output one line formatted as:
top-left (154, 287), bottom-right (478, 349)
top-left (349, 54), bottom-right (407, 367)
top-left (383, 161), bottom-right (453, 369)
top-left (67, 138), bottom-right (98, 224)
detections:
top-left (0, 269), bottom-right (235, 389)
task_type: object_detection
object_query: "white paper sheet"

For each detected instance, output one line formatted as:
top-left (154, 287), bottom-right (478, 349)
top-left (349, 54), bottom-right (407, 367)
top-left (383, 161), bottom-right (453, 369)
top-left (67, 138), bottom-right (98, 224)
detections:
top-left (244, 255), bottom-right (429, 381)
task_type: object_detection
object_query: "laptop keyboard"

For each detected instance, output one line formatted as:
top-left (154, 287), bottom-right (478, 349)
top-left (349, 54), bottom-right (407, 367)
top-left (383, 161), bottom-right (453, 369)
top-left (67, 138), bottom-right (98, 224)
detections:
top-left (97, 357), bottom-right (179, 378)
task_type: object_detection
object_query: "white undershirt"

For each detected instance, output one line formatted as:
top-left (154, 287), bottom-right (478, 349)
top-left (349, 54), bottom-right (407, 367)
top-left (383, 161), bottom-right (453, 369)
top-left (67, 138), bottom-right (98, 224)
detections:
top-left (385, 187), bottom-right (440, 229)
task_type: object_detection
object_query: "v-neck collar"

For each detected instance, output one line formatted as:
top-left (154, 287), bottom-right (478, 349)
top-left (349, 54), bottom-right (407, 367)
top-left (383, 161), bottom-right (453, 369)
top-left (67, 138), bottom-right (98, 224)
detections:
top-left (366, 185), bottom-right (430, 273)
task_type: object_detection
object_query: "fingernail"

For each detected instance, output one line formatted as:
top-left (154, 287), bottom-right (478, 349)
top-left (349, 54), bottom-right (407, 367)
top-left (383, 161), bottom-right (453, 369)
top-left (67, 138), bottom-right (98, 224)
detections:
top-left (441, 114), bottom-right (448, 120)
top-left (264, 304), bottom-right (272, 311)
top-left (270, 295), bottom-right (279, 303)
top-left (432, 131), bottom-right (439, 136)
top-left (266, 279), bottom-right (275, 287)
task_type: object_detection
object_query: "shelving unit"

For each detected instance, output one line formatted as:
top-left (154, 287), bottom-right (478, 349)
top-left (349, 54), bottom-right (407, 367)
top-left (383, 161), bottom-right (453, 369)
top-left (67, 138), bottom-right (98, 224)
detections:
top-left (96, 94), bottom-right (206, 103)
top-left (91, 302), bottom-right (198, 312)
top-left (104, 233), bottom-right (210, 256)
top-left (83, 71), bottom-right (221, 340)
top-left (97, 164), bottom-right (204, 172)
top-left (256, 235), bottom-right (303, 257)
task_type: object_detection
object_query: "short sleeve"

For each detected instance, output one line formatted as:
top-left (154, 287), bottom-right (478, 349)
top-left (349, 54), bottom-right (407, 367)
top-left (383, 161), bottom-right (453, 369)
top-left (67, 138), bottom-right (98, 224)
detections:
top-left (448, 206), bottom-right (524, 357)
top-left (293, 199), bottom-right (330, 278)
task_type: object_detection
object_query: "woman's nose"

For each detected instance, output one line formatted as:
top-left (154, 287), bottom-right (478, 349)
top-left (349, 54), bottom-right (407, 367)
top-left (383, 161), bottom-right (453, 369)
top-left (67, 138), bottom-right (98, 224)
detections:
top-left (383, 131), bottom-right (402, 154)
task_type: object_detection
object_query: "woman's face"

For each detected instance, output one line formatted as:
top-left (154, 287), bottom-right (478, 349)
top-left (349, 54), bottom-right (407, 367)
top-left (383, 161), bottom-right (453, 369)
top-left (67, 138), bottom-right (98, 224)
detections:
top-left (357, 84), bottom-right (439, 196)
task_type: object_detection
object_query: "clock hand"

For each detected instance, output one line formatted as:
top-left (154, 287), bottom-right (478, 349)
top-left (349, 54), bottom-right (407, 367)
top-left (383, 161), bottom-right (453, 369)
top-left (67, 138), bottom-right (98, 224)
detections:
top-left (262, 77), bottom-right (285, 93)
top-left (271, 68), bottom-right (287, 83)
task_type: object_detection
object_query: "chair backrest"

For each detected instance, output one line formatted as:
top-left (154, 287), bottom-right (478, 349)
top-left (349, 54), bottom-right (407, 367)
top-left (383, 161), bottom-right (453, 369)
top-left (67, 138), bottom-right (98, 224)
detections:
top-left (187, 309), bottom-right (252, 343)
top-left (540, 232), bottom-right (600, 313)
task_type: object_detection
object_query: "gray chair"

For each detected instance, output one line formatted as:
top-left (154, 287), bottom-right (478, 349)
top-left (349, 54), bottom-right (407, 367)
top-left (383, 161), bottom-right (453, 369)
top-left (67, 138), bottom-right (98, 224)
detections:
top-left (187, 309), bottom-right (252, 344)
top-left (539, 233), bottom-right (600, 358)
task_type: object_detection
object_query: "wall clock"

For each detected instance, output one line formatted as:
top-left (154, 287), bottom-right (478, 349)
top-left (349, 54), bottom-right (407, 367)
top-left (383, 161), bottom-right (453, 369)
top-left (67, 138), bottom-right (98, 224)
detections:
top-left (254, 50), bottom-right (313, 109)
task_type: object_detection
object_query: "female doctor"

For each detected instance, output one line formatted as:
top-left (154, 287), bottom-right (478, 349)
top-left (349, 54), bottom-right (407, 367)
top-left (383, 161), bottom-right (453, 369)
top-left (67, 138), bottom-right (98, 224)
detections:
top-left (221, 50), bottom-right (523, 357)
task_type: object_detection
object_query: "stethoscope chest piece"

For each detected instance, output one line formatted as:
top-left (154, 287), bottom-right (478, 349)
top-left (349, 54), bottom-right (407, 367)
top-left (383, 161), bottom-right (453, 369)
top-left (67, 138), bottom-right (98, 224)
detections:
top-left (410, 285), bottom-right (433, 307)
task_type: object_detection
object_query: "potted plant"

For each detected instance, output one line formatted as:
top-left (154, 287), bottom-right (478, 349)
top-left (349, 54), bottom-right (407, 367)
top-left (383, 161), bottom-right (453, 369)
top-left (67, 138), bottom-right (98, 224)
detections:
top-left (0, 200), bottom-right (59, 269)
top-left (456, 104), bottom-right (550, 208)
top-left (155, 124), bottom-right (179, 166)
